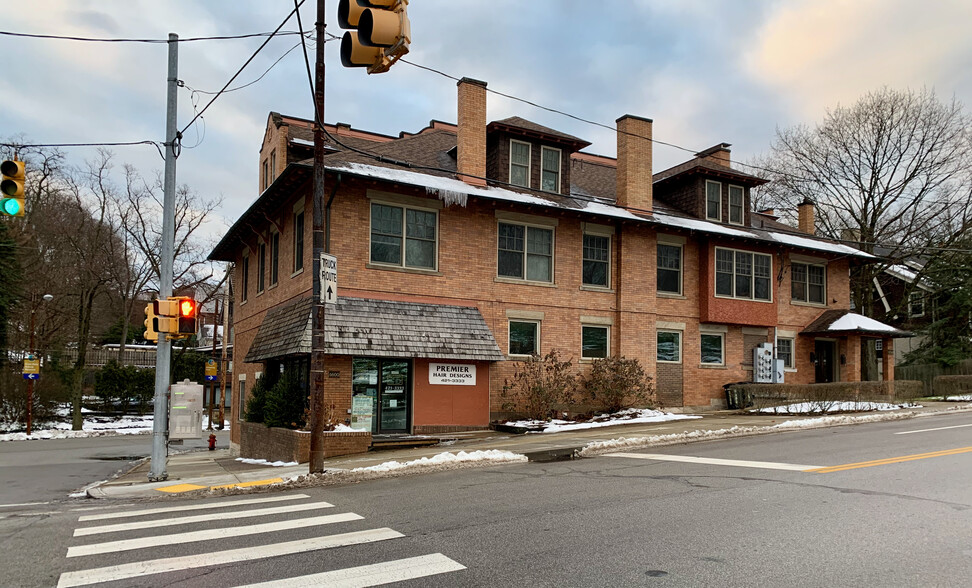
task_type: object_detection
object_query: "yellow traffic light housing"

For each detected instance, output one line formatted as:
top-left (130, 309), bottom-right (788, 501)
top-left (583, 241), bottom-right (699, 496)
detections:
top-left (338, 0), bottom-right (410, 74)
top-left (144, 302), bottom-right (159, 342)
top-left (1, 159), bottom-right (25, 217)
top-left (153, 298), bottom-right (179, 334)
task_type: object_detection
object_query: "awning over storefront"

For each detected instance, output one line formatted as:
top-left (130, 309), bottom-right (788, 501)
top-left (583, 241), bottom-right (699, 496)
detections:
top-left (245, 296), bottom-right (505, 363)
top-left (800, 310), bottom-right (912, 338)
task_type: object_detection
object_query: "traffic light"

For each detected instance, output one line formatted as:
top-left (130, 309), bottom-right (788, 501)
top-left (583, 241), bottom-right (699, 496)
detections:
top-left (144, 302), bottom-right (159, 342)
top-left (0, 159), bottom-right (25, 217)
top-left (176, 297), bottom-right (198, 336)
top-left (154, 298), bottom-right (179, 334)
top-left (338, 0), bottom-right (410, 74)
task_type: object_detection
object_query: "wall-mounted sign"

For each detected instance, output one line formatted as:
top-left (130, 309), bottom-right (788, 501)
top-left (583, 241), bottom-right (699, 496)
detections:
top-left (429, 362), bottom-right (476, 386)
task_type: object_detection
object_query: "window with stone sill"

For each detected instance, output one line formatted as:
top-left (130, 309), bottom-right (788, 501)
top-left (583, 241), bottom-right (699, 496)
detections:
top-left (657, 243), bottom-right (682, 295)
top-left (657, 330), bottom-right (681, 363)
top-left (509, 320), bottom-right (540, 356)
top-left (777, 337), bottom-right (794, 369)
top-left (716, 247), bottom-right (772, 302)
top-left (498, 222), bottom-right (553, 283)
top-left (582, 325), bottom-right (609, 359)
top-left (791, 262), bottom-right (825, 304)
top-left (700, 333), bottom-right (724, 365)
top-left (583, 233), bottom-right (610, 287)
top-left (370, 202), bottom-right (437, 270)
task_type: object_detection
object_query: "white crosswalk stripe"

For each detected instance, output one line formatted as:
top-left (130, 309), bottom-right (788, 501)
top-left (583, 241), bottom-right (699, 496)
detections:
top-left (57, 494), bottom-right (466, 587)
top-left (235, 553), bottom-right (468, 588)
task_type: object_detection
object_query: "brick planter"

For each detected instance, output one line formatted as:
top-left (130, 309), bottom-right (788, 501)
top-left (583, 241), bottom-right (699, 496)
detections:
top-left (240, 422), bottom-right (371, 463)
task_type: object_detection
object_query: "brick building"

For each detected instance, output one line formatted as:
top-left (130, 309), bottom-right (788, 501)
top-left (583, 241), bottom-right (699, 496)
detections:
top-left (209, 78), bottom-right (906, 450)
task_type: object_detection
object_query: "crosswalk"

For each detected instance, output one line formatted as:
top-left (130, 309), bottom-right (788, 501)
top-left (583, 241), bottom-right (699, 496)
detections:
top-left (57, 492), bottom-right (465, 587)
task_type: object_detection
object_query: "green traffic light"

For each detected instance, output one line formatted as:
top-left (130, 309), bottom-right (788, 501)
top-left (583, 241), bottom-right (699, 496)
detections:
top-left (1, 198), bottom-right (21, 215)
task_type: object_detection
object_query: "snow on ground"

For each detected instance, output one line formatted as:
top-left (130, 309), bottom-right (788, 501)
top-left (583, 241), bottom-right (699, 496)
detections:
top-left (236, 458), bottom-right (298, 467)
top-left (503, 408), bottom-right (700, 433)
top-left (350, 449), bottom-right (527, 473)
top-left (753, 401), bottom-right (918, 415)
top-left (944, 395), bottom-right (972, 401)
top-left (0, 414), bottom-right (229, 442)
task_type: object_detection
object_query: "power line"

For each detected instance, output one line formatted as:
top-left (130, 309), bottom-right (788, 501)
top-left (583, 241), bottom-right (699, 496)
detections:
top-left (178, 0), bottom-right (307, 137)
top-left (0, 30), bottom-right (311, 44)
top-left (0, 140), bottom-right (164, 160)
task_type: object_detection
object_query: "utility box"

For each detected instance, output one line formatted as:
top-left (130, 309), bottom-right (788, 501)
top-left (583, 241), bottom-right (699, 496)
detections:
top-left (753, 344), bottom-right (785, 383)
top-left (169, 379), bottom-right (204, 440)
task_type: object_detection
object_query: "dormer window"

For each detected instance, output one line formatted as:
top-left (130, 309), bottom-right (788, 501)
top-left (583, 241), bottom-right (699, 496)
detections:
top-left (706, 180), bottom-right (722, 221)
top-left (541, 146), bottom-right (561, 193)
top-left (728, 185), bottom-right (744, 225)
top-left (510, 140), bottom-right (531, 188)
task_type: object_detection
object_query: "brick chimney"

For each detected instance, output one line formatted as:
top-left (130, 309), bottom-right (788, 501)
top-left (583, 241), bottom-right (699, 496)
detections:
top-left (615, 114), bottom-right (653, 212)
top-left (456, 77), bottom-right (487, 187)
top-left (695, 143), bottom-right (732, 166)
top-left (798, 197), bottom-right (815, 234)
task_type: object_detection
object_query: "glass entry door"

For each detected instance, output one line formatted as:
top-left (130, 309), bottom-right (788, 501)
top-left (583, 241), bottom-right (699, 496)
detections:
top-left (351, 358), bottom-right (411, 434)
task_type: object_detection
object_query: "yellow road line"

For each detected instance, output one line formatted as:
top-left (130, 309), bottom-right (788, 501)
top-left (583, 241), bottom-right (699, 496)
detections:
top-left (809, 446), bottom-right (972, 473)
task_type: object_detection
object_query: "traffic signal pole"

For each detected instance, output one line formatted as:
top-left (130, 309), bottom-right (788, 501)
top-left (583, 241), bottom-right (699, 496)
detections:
top-left (308, 0), bottom-right (328, 474)
top-left (149, 33), bottom-right (179, 481)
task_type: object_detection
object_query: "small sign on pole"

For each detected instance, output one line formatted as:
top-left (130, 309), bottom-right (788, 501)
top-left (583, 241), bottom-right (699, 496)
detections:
top-left (22, 355), bottom-right (40, 380)
top-left (320, 253), bottom-right (338, 304)
top-left (204, 359), bottom-right (218, 382)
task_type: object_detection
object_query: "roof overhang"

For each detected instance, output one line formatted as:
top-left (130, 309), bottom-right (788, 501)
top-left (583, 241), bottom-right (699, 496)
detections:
top-left (800, 310), bottom-right (913, 338)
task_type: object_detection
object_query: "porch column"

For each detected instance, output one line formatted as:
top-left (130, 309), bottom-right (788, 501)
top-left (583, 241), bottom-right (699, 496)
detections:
top-left (842, 335), bottom-right (861, 382)
top-left (882, 338), bottom-right (895, 381)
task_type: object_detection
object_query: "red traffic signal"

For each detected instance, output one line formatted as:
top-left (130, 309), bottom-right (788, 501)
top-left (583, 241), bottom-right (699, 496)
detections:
top-left (177, 297), bottom-right (198, 335)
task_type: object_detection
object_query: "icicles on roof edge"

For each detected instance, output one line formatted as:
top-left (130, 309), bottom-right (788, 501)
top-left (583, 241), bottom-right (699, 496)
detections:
top-left (426, 186), bottom-right (468, 207)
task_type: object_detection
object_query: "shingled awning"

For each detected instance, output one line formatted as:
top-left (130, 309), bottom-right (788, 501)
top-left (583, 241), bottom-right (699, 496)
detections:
top-left (800, 310), bottom-right (912, 338)
top-left (245, 296), bottom-right (505, 363)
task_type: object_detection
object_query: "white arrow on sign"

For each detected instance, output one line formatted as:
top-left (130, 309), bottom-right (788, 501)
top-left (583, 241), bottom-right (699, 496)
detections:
top-left (320, 253), bottom-right (338, 304)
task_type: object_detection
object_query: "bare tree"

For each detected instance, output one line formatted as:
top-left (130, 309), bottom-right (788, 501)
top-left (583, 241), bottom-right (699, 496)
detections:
top-left (752, 88), bottom-right (972, 318)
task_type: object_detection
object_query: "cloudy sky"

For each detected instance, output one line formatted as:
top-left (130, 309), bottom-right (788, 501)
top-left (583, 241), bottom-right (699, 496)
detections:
top-left (2, 0), bottom-right (970, 243)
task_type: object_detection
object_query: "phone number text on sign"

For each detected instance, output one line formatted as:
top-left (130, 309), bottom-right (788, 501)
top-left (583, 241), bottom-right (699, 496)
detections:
top-left (429, 363), bottom-right (476, 385)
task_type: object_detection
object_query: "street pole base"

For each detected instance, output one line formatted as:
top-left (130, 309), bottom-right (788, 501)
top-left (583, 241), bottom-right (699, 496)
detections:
top-left (148, 474), bottom-right (169, 482)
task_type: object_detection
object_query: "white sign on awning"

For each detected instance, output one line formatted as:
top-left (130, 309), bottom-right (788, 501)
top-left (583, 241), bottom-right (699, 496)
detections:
top-left (429, 362), bottom-right (476, 386)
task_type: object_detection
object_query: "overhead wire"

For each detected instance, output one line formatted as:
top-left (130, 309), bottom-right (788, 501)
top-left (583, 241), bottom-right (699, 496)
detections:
top-left (0, 30), bottom-right (311, 43)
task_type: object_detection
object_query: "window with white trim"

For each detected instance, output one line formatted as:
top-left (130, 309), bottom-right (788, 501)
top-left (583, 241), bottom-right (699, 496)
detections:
top-left (582, 325), bottom-right (609, 359)
top-left (498, 222), bottom-right (553, 282)
top-left (257, 242), bottom-right (266, 293)
top-left (657, 243), bottom-right (682, 295)
top-left (510, 140), bottom-right (531, 188)
top-left (728, 185), bottom-right (744, 225)
top-left (909, 291), bottom-right (925, 317)
top-left (700, 333), bottom-right (724, 365)
top-left (715, 247), bottom-right (772, 301)
top-left (582, 233), bottom-right (610, 287)
top-left (541, 146), bottom-right (561, 193)
top-left (657, 330), bottom-right (681, 363)
top-left (791, 261), bottom-right (826, 304)
top-left (509, 320), bottom-right (540, 356)
top-left (777, 337), bottom-right (794, 369)
top-left (293, 210), bottom-right (304, 273)
top-left (370, 202), bottom-right (437, 270)
top-left (705, 180), bottom-right (722, 221)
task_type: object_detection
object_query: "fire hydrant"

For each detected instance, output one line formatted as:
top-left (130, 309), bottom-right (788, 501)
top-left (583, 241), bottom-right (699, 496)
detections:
top-left (208, 433), bottom-right (217, 451)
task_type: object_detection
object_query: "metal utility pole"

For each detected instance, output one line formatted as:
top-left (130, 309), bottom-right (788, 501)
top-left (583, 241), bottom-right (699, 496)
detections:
top-left (308, 0), bottom-right (328, 474)
top-left (217, 273), bottom-right (230, 429)
top-left (149, 32), bottom-right (179, 481)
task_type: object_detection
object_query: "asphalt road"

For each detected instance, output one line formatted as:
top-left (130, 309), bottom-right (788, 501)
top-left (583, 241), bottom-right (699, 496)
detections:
top-left (0, 432), bottom-right (229, 506)
top-left (2, 412), bottom-right (970, 587)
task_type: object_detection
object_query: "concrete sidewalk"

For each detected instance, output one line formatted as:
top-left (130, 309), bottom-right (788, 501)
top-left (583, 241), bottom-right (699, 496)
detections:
top-left (89, 401), bottom-right (972, 500)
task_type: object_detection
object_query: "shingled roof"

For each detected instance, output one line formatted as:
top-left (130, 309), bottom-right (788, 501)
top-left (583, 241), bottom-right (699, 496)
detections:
top-left (245, 296), bottom-right (505, 363)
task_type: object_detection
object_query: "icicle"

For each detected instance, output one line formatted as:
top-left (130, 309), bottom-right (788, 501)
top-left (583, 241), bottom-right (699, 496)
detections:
top-left (426, 186), bottom-right (468, 207)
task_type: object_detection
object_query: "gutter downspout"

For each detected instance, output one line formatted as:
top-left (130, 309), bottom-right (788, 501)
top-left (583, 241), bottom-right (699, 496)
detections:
top-left (325, 173), bottom-right (342, 254)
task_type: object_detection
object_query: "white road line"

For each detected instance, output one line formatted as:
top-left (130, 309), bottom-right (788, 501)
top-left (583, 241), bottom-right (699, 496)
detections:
top-left (56, 528), bottom-right (404, 588)
top-left (68, 512), bottom-right (363, 557)
top-left (236, 553), bottom-right (467, 588)
top-left (74, 501), bottom-right (334, 537)
top-left (606, 452), bottom-right (821, 471)
top-left (0, 501), bottom-right (50, 509)
top-left (77, 493), bottom-right (309, 521)
top-left (895, 423), bottom-right (972, 435)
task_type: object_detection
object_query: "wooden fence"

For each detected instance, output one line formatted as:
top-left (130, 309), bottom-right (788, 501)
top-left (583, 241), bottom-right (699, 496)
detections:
top-left (896, 358), bottom-right (972, 396)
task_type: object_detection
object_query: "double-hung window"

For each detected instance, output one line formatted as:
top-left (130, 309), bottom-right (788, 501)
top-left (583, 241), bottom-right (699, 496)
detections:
top-left (240, 255), bottom-right (249, 303)
top-left (269, 230), bottom-right (279, 287)
top-left (257, 242), bottom-right (266, 294)
top-left (791, 262), bottom-right (825, 304)
top-left (700, 333), bottom-right (724, 365)
top-left (909, 291), bottom-right (925, 317)
top-left (293, 209), bottom-right (304, 273)
top-left (728, 185), bottom-right (744, 225)
top-left (510, 140), bottom-right (531, 188)
top-left (582, 325), bottom-right (609, 359)
top-left (370, 202), bottom-right (437, 270)
top-left (657, 243), bottom-right (682, 295)
top-left (509, 320), bottom-right (539, 356)
top-left (706, 180), bottom-right (722, 221)
top-left (583, 233), bottom-right (610, 287)
top-left (657, 330), bottom-right (681, 363)
top-left (715, 247), bottom-right (772, 301)
top-left (498, 222), bottom-right (553, 282)
top-left (540, 146), bottom-right (561, 193)
top-left (777, 338), bottom-right (794, 369)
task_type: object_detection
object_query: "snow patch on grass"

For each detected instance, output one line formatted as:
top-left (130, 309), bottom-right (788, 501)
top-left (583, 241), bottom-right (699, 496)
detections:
top-left (503, 408), bottom-right (700, 433)
top-left (351, 449), bottom-right (527, 472)
top-left (235, 458), bottom-right (298, 467)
